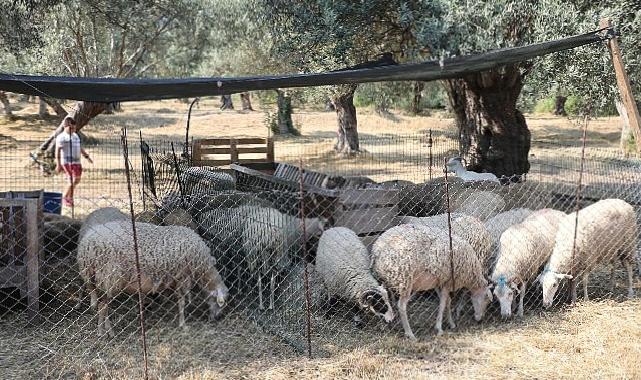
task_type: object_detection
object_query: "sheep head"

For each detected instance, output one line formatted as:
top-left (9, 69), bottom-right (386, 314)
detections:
top-left (201, 264), bottom-right (229, 321)
top-left (470, 283), bottom-right (493, 321)
top-left (445, 157), bottom-right (464, 173)
top-left (538, 269), bottom-right (572, 308)
top-left (492, 275), bottom-right (519, 318)
top-left (358, 286), bottom-right (395, 323)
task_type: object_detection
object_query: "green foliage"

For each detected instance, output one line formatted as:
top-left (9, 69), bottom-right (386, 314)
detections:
top-left (533, 97), bottom-right (556, 114)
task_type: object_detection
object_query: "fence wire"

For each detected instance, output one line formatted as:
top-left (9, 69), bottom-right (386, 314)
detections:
top-left (2, 132), bottom-right (641, 378)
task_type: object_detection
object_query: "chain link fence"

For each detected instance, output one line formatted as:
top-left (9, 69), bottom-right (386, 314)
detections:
top-left (2, 130), bottom-right (641, 378)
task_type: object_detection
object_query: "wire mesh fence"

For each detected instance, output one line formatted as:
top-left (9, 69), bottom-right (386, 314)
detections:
top-left (2, 130), bottom-right (641, 377)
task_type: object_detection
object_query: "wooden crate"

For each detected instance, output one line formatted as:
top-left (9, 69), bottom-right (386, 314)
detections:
top-left (0, 198), bottom-right (43, 322)
top-left (192, 137), bottom-right (274, 167)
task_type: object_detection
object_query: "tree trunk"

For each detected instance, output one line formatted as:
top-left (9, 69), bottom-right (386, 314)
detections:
top-left (275, 89), bottom-right (294, 135)
top-left (553, 95), bottom-right (567, 116)
top-left (324, 98), bottom-right (335, 111)
top-left (220, 95), bottom-right (234, 110)
top-left (616, 99), bottom-right (633, 154)
top-left (38, 101), bottom-right (108, 156)
top-left (332, 85), bottom-right (360, 154)
top-left (240, 92), bottom-right (253, 111)
top-left (0, 91), bottom-right (12, 116)
top-left (444, 66), bottom-right (531, 178)
top-left (410, 81), bottom-right (425, 115)
top-left (38, 97), bottom-right (49, 118)
top-left (42, 98), bottom-right (68, 118)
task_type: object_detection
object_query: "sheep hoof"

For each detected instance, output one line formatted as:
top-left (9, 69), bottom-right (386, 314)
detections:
top-left (448, 322), bottom-right (456, 329)
top-left (405, 333), bottom-right (417, 341)
top-left (628, 289), bottom-right (635, 298)
top-left (435, 328), bottom-right (443, 336)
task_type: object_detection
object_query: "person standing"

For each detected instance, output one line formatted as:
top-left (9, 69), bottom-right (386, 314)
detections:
top-left (55, 116), bottom-right (92, 207)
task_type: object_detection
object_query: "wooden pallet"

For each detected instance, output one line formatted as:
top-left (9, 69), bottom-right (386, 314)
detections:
top-left (192, 137), bottom-right (274, 167)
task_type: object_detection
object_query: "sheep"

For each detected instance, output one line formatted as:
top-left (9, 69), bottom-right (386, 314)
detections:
top-left (539, 199), bottom-right (638, 307)
top-left (242, 206), bottom-right (326, 310)
top-left (453, 190), bottom-right (506, 221)
top-left (321, 175), bottom-right (376, 189)
top-left (484, 208), bottom-right (534, 257)
top-left (77, 220), bottom-right (229, 337)
top-left (161, 207), bottom-right (197, 230)
top-left (446, 157), bottom-right (500, 183)
top-left (399, 213), bottom-right (492, 272)
top-left (180, 167), bottom-right (235, 195)
top-left (371, 224), bottom-right (493, 340)
top-left (135, 210), bottom-right (160, 225)
top-left (78, 206), bottom-right (128, 240)
top-left (491, 208), bottom-right (566, 318)
top-left (315, 227), bottom-right (395, 324)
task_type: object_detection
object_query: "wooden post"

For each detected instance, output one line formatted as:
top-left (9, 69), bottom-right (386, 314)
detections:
top-left (230, 138), bottom-right (239, 163)
top-left (600, 18), bottom-right (641, 152)
top-left (266, 138), bottom-right (275, 163)
top-left (25, 200), bottom-right (41, 324)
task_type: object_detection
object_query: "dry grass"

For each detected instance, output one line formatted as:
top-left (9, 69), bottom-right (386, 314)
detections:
top-left (2, 96), bottom-right (641, 379)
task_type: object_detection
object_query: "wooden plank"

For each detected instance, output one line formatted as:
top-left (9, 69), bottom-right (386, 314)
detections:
top-left (192, 140), bottom-right (203, 164)
top-left (197, 146), bottom-right (269, 154)
top-left (600, 18), bottom-right (641, 152)
top-left (25, 200), bottom-right (40, 323)
top-left (334, 206), bottom-right (398, 235)
top-left (339, 189), bottom-right (399, 206)
top-left (198, 137), bottom-right (268, 146)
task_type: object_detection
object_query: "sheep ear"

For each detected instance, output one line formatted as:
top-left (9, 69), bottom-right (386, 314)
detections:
top-left (486, 286), bottom-right (493, 301)
top-left (510, 282), bottom-right (520, 294)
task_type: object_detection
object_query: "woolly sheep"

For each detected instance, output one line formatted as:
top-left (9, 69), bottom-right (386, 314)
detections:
top-left (399, 213), bottom-right (492, 272)
top-left (161, 207), bottom-right (197, 230)
top-left (453, 190), bottom-right (506, 221)
top-left (446, 157), bottom-right (500, 183)
top-left (77, 221), bottom-right (229, 337)
top-left (484, 208), bottom-right (534, 257)
top-left (372, 224), bottom-right (493, 340)
top-left (491, 209), bottom-right (565, 318)
top-left (78, 207), bottom-right (128, 240)
top-left (539, 199), bottom-right (638, 307)
top-left (316, 227), bottom-right (395, 323)
top-left (321, 175), bottom-right (376, 189)
top-left (242, 206), bottom-right (325, 310)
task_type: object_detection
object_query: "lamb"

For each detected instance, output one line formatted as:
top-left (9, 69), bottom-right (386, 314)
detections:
top-left (453, 190), bottom-right (506, 221)
top-left (484, 208), bottom-right (534, 257)
top-left (399, 213), bottom-right (492, 272)
top-left (446, 157), bottom-right (500, 183)
top-left (77, 221), bottom-right (229, 337)
top-left (491, 208), bottom-right (565, 318)
top-left (539, 199), bottom-right (638, 307)
top-left (242, 206), bottom-right (326, 310)
top-left (371, 224), bottom-right (493, 340)
top-left (316, 227), bottom-right (395, 323)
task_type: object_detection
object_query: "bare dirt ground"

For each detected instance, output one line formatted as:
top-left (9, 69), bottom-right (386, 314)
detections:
top-left (1, 96), bottom-right (640, 379)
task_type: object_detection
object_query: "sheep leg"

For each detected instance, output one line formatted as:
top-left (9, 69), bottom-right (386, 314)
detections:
top-left (625, 260), bottom-right (635, 298)
top-left (397, 291), bottom-right (416, 341)
top-left (446, 293), bottom-right (456, 330)
top-left (582, 272), bottom-right (589, 301)
top-left (269, 272), bottom-right (275, 310)
top-left (435, 288), bottom-right (449, 336)
top-left (97, 296), bottom-right (112, 338)
top-left (258, 274), bottom-right (264, 310)
top-left (610, 265), bottom-right (616, 293)
top-left (178, 292), bottom-right (186, 329)
top-left (570, 279), bottom-right (577, 305)
top-left (517, 282), bottom-right (526, 318)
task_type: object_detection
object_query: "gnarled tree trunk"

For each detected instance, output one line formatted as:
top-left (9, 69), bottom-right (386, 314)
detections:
top-left (240, 92), bottom-right (253, 111)
top-left (410, 81), bottom-right (425, 115)
top-left (220, 95), bottom-right (234, 110)
top-left (554, 95), bottom-right (567, 116)
top-left (42, 98), bottom-right (67, 118)
top-left (444, 65), bottom-right (531, 178)
top-left (0, 91), bottom-right (12, 116)
top-left (616, 100), bottom-right (633, 154)
top-left (38, 97), bottom-right (49, 117)
top-left (275, 89), bottom-right (294, 135)
top-left (38, 101), bottom-right (108, 156)
top-left (331, 85), bottom-right (360, 155)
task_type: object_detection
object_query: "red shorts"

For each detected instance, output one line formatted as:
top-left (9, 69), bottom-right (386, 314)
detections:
top-left (63, 163), bottom-right (83, 179)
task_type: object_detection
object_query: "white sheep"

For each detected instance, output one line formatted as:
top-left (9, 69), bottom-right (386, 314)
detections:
top-left (316, 227), bottom-right (395, 323)
top-left (399, 213), bottom-right (492, 273)
top-left (491, 208), bottom-right (565, 318)
top-left (242, 206), bottom-right (325, 310)
top-left (539, 199), bottom-right (638, 307)
top-left (77, 221), bottom-right (229, 337)
top-left (78, 206), bottom-right (128, 240)
top-left (446, 157), bottom-right (500, 183)
top-left (453, 190), bottom-right (506, 221)
top-left (484, 208), bottom-right (534, 258)
top-left (371, 224), bottom-right (493, 340)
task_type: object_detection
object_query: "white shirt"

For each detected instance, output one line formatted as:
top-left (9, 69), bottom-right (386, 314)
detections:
top-left (56, 132), bottom-right (82, 164)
